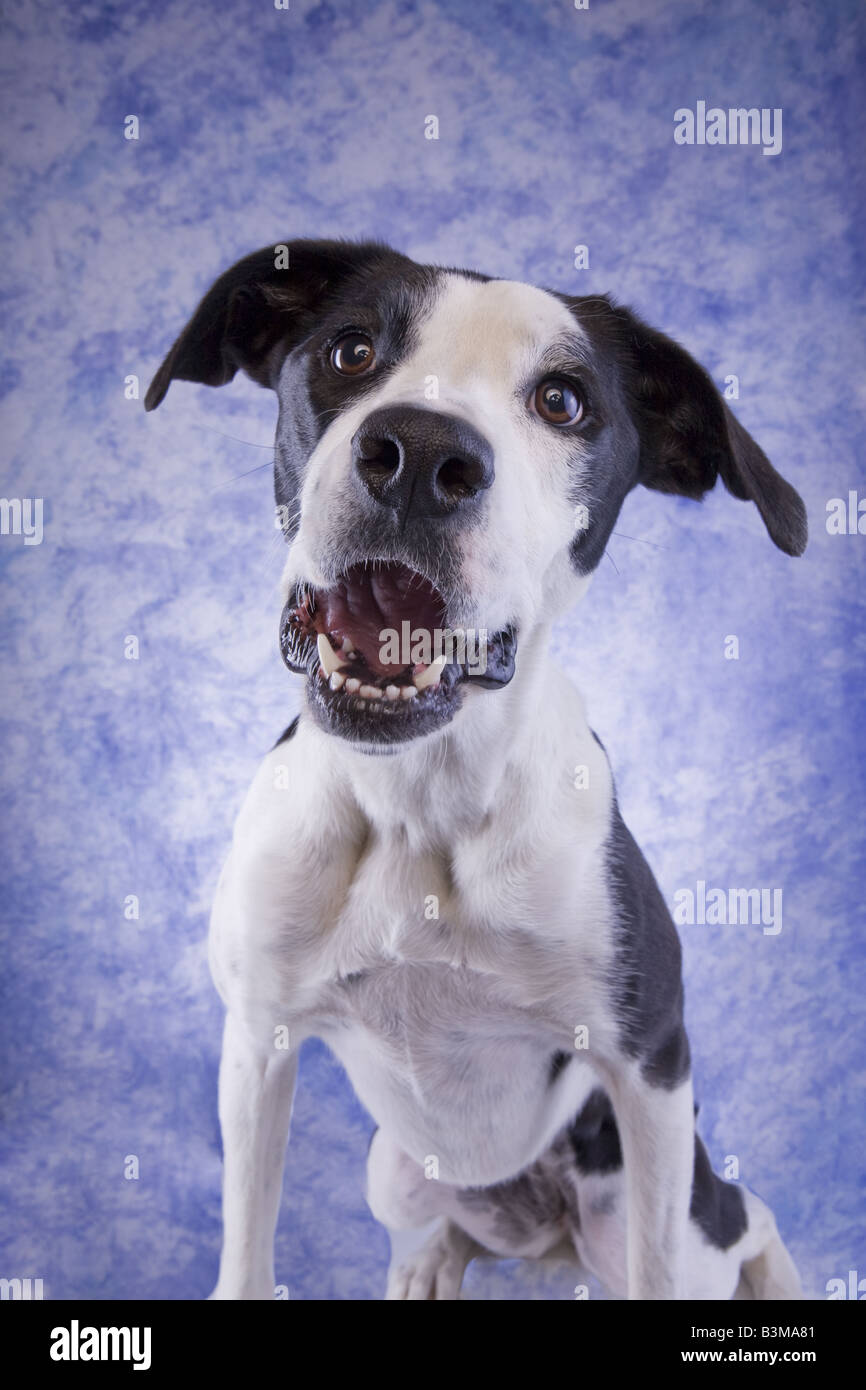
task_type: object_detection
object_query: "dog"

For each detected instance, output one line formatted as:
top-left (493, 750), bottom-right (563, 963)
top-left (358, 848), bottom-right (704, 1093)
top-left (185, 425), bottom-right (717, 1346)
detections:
top-left (146, 240), bottom-right (807, 1300)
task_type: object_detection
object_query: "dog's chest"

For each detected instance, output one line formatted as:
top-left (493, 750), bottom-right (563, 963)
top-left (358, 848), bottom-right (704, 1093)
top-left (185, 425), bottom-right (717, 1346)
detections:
top-left (307, 813), bottom-right (614, 1007)
top-left (287, 828), bottom-right (615, 1183)
top-left (215, 720), bottom-right (619, 1184)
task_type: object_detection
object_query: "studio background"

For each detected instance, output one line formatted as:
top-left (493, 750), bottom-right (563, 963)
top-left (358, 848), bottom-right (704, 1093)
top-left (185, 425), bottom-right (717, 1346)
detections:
top-left (1, 0), bottom-right (863, 1300)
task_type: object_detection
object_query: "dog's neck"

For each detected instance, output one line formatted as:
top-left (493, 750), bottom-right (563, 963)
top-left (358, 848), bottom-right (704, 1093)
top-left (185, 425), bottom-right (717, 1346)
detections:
top-left (307, 621), bottom-right (584, 845)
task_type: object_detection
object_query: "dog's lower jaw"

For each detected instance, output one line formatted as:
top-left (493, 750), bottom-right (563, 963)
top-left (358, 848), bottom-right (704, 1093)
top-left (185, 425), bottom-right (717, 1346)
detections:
top-left (285, 620), bottom-right (520, 752)
top-left (308, 619), bottom-right (560, 782)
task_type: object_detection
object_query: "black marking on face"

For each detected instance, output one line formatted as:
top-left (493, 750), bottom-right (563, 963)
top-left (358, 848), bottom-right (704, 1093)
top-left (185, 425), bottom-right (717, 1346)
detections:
top-left (538, 297), bottom-right (643, 577)
top-left (273, 256), bottom-right (445, 542)
top-left (552, 289), bottom-right (807, 571)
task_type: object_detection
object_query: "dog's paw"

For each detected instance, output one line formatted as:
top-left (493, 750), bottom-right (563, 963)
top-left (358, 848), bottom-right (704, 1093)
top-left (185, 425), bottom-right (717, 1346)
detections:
top-left (385, 1232), bottom-right (469, 1300)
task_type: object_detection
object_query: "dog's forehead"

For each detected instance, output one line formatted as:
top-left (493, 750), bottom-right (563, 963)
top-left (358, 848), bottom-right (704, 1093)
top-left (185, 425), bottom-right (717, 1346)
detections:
top-left (411, 272), bottom-right (587, 376)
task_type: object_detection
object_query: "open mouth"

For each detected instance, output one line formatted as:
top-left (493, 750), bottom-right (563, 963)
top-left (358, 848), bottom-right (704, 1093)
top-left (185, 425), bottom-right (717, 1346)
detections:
top-left (279, 561), bottom-right (516, 744)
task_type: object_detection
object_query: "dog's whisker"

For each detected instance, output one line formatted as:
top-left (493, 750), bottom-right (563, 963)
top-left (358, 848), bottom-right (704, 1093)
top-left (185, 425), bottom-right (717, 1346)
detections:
top-left (610, 530), bottom-right (667, 551)
top-left (207, 461), bottom-right (275, 492)
top-left (195, 425), bottom-right (276, 450)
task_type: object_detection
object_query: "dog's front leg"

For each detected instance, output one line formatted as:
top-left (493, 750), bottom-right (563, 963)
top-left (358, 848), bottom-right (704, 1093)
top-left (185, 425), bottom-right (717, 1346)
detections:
top-left (210, 1013), bottom-right (298, 1301)
top-left (606, 1068), bottom-right (695, 1300)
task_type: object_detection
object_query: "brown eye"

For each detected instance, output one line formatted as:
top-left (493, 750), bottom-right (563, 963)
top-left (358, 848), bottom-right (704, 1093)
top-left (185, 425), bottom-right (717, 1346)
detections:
top-left (533, 378), bottom-right (583, 426)
top-left (330, 332), bottom-right (375, 376)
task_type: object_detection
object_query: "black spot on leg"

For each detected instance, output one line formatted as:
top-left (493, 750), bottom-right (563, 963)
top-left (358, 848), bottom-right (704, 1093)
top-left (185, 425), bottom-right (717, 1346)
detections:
top-left (642, 1023), bottom-right (691, 1088)
top-left (690, 1133), bottom-right (748, 1249)
top-left (565, 1090), bottom-right (747, 1251)
top-left (567, 1089), bottom-right (623, 1175)
top-left (548, 1049), bottom-right (571, 1085)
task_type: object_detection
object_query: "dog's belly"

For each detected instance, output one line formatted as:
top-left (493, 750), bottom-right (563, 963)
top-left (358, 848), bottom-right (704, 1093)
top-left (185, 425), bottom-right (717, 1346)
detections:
top-left (317, 960), bottom-right (598, 1187)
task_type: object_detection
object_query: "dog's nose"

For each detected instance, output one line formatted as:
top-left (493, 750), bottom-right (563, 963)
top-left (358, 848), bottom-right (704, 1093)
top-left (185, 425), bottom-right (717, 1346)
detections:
top-left (352, 405), bottom-right (494, 519)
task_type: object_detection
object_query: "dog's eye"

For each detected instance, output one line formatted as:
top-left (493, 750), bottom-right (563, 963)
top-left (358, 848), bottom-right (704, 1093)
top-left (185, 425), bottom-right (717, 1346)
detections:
top-left (330, 332), bottom-right (376, 376)
top-left (533, 378), bottom-right (584, 426)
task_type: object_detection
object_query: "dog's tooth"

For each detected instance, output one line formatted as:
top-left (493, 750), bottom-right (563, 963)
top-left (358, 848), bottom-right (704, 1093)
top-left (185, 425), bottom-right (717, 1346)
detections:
top-left (346, 677), bottom-right (361, 694)
top-left (329, 671), bottom-right (345, 691)
top-left (317, 633), bottom-right (346, 677)
top-left (401, 684), bottom-right (418, 701)
top-left (341, 636), bottom-right (354, 652)
top-left (359, 684), bottom-right (383, 700)
top-left (385, 685), bottom-right (400, 702)
top-left (413, 655), bottom-right (447, 691)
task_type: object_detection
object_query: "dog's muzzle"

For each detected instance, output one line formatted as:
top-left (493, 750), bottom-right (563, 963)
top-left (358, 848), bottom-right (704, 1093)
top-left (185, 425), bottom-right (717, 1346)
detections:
top-left (278, 406), bottom-right (515, 745)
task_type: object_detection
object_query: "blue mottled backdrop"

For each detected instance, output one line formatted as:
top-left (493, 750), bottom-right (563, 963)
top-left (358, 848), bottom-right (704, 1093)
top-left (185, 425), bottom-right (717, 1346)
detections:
top-left (0, 0), bottom-right (863, 1301)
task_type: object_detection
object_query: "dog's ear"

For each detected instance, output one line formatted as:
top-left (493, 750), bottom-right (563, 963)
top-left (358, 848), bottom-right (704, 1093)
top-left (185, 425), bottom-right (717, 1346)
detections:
top-left (616, 305), bottom-right (807, 556)
top-left (145, 239), bottom-right (395, 411)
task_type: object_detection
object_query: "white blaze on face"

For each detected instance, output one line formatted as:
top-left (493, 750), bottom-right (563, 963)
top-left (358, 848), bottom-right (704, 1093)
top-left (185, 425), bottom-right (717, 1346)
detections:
top-left (286, 274), bottom-right (593, 630)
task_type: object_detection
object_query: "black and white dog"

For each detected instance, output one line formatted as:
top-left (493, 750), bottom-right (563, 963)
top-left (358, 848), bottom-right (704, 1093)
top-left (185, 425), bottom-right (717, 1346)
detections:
top-left (147, 240), bottom-right (807, 1300)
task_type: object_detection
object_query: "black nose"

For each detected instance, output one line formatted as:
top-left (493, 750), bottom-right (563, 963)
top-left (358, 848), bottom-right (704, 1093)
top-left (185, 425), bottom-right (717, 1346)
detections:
top-left (352, 405), bottom-right (494, 520)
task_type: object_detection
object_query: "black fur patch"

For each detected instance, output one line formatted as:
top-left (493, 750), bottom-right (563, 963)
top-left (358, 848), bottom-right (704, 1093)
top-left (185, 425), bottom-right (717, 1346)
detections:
top-left (271, 714), bottom-right (300, 749)
top-left (272, 253), bottom-right (442, 546)
top-left (690, 1132), bottom-right (748, 1249)
top-left (548, 1049), bottom-right (572, 1085)
top-left (555, 291), bottom-right (807, 567)
top-left (566, 1088), bottom-right (747, 1250)
top-left (567, 1087), bottom-right (623, 1175)
top-left (596, 741), bottom-right (691, 1090)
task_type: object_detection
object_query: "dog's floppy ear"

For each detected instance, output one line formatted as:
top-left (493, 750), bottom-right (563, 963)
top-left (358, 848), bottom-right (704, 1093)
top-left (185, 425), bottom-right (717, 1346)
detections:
top-left (617, 306), bottom-right (807, 556)
top-left (145, 239), bottom-right (394, 411)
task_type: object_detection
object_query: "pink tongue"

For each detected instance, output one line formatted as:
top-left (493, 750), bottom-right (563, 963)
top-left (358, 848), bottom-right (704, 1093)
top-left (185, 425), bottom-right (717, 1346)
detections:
top-left (319, 566), bottom-right (445, 677)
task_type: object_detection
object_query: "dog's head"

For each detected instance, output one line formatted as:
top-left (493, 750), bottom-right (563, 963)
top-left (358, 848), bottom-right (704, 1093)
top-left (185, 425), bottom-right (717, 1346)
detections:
top-left (147, 239), bottom-right (806, 749)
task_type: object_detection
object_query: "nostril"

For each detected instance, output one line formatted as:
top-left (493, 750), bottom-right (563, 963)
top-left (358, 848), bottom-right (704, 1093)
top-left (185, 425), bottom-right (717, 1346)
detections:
top-left (357, 436), bottom-right (401, 472)
top-left (352, 407), bottom-right (494, 516)
top-left (437, 455), bottom-right (484, 499)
